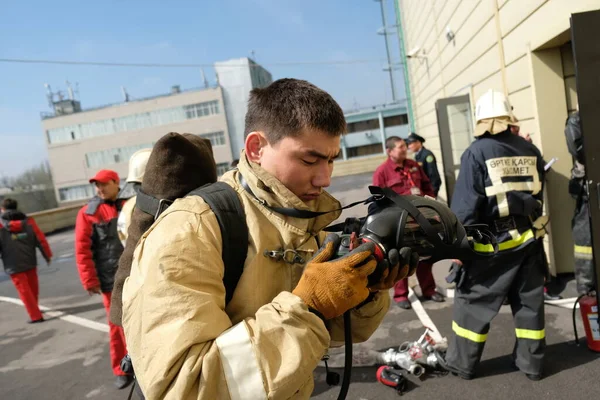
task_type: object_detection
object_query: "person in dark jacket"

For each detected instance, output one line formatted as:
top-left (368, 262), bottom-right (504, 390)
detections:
top-left (0, 198), bottom-right (52, 323)
top-left (445, 90), bottom-right (547, 381)
top-left (75, 169), bottom-right (131, 389)
top-left (405, 132), bottom-right (442, 197)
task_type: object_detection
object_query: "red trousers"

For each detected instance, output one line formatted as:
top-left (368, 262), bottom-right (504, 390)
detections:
top-left (393, 261), bottom-right (436, 302)
top-left (101, 292), bottom-right (128, 376)
top-left (10, 268), bottom-right (42, 321)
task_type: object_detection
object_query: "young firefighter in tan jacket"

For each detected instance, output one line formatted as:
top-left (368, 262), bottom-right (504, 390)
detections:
top-left (122, 79), bottom-right (417, 399)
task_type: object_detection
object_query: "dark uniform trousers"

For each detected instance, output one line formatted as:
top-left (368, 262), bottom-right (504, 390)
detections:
top-left (446, 239), bottom-right (546, 376)
top-left (573, 201), bottom-right (594, 294)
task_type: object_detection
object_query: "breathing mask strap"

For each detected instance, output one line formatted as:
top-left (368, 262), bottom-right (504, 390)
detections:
top-left (238, 173), bottom-right (377, 219)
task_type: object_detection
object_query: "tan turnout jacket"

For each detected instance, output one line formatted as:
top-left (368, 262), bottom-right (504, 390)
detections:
top-left (122, 154), bottom-right (390, 399)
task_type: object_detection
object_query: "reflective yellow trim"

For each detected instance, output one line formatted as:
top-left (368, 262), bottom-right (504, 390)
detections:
top-left (574, 245), bottom-right (593, 255)
top-left (473, 229), bottom-right (535, 253)
top-left (515, 328), bottom-right (545, 340)
top-left (452, 321), bottom-right (488, 343)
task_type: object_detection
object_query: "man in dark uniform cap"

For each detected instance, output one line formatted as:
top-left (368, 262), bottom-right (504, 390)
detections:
top-left (406, 133), bottom-right (442, 198)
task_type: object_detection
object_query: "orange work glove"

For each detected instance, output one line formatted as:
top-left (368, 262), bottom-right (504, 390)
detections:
top-left (367, 247), bottom-right (420, 292)
top-left (292, 233), bottom-right (377, 320)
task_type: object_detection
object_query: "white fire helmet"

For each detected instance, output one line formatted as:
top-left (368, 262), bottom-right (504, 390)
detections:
top-left (475, 89), bottom-right (512, 122)
top-left (126, 148), bottom-right (152, 183)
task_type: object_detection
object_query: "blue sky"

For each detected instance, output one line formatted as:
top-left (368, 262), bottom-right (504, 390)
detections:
top-left (0, 0), bottom-right (406, 178)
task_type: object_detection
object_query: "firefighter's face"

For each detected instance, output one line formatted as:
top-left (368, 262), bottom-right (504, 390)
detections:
top-left (94, 180), bottom-right (120, 201)
top-left (388, 140), bottom-right (408, 163)
top-left (245, 129), bottom-right (341, 204)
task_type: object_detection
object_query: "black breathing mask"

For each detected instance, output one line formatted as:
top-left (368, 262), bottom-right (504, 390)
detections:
top-left (330, 186), bottom-right (498, 282)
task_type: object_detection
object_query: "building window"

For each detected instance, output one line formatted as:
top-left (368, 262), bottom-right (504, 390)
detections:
top-left (183, 100), bottom-right (220, 120)
top-left (347, 119), bottom-right (380, 133)
top-left (216, 162), bottom-right (230, 176)
top-left (383, 114), bottom-right (408, 127)
top-left (86, 142), bottom-right (154, 169)
top-left (58, 184), bottom-right (95, 202)
top-left (47, 100), bottom-right (221, 145)
top-left (200, 131), bottom-right (226, 147)
top-left (346, 144), bottom-right (383, 159)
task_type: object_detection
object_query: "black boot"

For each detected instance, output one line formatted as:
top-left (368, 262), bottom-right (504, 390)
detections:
top-left (115, 375), bottom-right (134, 390)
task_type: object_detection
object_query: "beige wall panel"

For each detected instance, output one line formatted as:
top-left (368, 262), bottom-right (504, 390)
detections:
top-left (473, 70), bottom-right (504, 100)
top-left (445, 44), bottom-right (500, 96)
top-left (508, 87), bottom-right (535, 120)
top-left (564, 76), bottom-right (579, 112)
top-left (411, 30), bottom-right (443, 84)
top-left (419, 108), bottom-right (439, 129)
top-left (408, 22), bottom-right (441, 81)
top-left (506, 55), bottom-right (531, 94)
top-left (499, 0), bottom-right (547, 37)
top-left (443, 19), bottom-right (497, 85)
top-left (432, 0), bottom-right (450, 20)
top-left (404, 0), bottom-right (433, 43)
top-left (530, 47), bottom-right (574, 274)
top-left (436, 0), bottom-right (463, 33)
top-left (411, 57), bottom-right (443, 98)
top-left (418, 125), bottom-right (442, 148)
top-left (502, 0), bottom-right (600, 65)
top-left (411, 2), bottom-right (438, 52)
top-left (498, 0), bottom-right (510, 9)
top-left (414, 74), bottom-right (444, 110)
top-left (440, 0), bottom-right (495, 68)
top-left (561, 44), bottom-right (576, 76)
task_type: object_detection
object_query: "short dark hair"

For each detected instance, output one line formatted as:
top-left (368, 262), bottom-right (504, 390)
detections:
top-left (385, 136), bottom-right (404, 150)
top-left (2, 198), bottom-right (17, 210)
top-left (244, 78), bottom-right (346, 144)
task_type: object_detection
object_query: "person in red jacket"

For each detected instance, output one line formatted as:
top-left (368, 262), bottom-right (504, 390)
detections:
top-left (373, 136), bottom-right (445, 309)
top-left (75, 169), bottom-right (132, 390)
top-left (0, 198), bottom-right (52, 323)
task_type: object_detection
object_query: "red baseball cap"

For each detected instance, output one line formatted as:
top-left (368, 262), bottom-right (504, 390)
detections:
top-left (89, 169), bottom-right (120, 184)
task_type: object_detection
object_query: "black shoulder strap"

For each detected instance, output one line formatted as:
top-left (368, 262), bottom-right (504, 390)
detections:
top-left (186, 182), bottom-right (248, 305)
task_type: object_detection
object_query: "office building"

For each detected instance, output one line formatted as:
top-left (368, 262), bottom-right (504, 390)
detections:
top-left (42, 57), bottom-right (271, 205)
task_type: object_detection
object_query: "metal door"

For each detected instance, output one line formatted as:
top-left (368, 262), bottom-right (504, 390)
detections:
top-left (435, 94), bottom-right (474, 205)
top-left (571, 9), bottom-right (600, 306)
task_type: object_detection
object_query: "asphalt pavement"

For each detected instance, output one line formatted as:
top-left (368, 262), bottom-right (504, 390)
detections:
top-left (1, 172), bottom-right (599, 400)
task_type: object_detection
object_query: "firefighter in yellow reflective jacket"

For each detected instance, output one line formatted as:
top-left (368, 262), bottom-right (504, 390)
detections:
top-left (445, 90), bottom-right (547, 381)
top-left (122, 79), bottom-right (418, 399)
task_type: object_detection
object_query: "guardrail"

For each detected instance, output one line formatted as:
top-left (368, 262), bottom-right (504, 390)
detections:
top-left (29, 202), bottom-right (86, 235)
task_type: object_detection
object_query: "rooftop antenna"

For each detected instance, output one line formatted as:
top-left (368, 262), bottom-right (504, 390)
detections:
top-left (200, 68), bottom-right (209, 88)
top-left (44, 83), bottom-right (54, 108)
top-left (250, 50), bottom-right (256, 61)
top-left (121, 86), bottom-right (130, 102)
top-left (66, 80), bottom-right (74, 100)
top-left (74, 82), bottom-right (80, 100)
